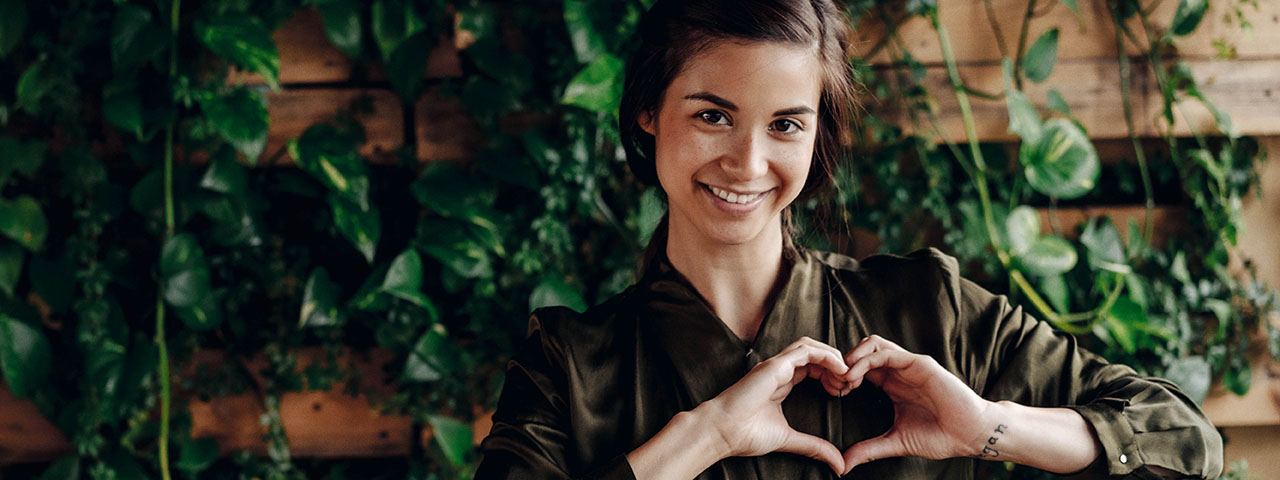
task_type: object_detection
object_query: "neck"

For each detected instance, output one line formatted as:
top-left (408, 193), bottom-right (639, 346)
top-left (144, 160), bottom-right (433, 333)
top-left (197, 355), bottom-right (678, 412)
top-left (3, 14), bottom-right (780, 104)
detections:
top-left (664, 213), bottom-right (786, 344)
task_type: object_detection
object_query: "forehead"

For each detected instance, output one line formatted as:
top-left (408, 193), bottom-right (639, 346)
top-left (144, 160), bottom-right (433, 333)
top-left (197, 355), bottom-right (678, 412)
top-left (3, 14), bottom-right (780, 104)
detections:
top-left (665, 40), bottom-right (823, 109)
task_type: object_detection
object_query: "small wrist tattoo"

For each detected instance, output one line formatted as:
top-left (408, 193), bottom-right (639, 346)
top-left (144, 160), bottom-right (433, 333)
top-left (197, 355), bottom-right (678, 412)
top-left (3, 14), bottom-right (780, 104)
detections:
top-left (972, 423), bottom-right (1008, 459)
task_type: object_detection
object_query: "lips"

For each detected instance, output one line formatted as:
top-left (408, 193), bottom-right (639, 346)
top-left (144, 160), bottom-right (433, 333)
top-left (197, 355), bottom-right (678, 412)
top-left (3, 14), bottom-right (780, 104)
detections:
top-left (701, 183), bottom-right (771, 207)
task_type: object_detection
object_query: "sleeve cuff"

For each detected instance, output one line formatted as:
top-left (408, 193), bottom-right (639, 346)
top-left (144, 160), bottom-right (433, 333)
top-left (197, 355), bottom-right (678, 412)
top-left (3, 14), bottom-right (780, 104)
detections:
top-left (1066, 397), bottom-right (1143, 478)
top-left (582, 455), bottom-right (637, 480)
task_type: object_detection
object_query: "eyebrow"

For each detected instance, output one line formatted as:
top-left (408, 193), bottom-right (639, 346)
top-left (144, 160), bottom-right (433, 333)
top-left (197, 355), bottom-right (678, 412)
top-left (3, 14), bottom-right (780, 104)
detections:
top-left (683, 92), bottom-right (815, 117)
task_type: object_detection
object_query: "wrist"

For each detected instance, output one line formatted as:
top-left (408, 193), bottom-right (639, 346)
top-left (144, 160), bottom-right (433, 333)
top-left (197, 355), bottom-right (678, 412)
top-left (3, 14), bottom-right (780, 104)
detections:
top-left (687, 401), bottom-right (735, 461)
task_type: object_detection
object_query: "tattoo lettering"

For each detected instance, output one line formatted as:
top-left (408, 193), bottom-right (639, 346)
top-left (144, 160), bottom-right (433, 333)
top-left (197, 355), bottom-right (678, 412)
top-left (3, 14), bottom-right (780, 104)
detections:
top-left (973, 424), bottom-right (1009, 459)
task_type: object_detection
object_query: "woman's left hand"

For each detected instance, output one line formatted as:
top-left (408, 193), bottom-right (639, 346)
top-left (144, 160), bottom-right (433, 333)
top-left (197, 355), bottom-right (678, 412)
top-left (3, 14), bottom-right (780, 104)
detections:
top-left (838, 335), bottom-right (993, 474)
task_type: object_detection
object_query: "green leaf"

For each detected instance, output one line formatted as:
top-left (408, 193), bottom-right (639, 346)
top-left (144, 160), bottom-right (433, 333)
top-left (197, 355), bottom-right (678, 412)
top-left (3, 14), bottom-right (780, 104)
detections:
top-left (102, 87), bottom-right (144, 138)
top-left (0, 240), bottom-right (22, 296)
top-left (196, 16), bottom-right (280, 89)
top-left (1005, 205), bottom-right (1041, 255)
top-left (562, 53), bottom-right (624, 114)
top-left (1022, 28), bottom-right (1059, 83)
top-left (110, 5), bottom-right (167, 69)
top-left (403, 324), bottom-right (456, 383)
top-left (59, 145), bottom-right (108, 196)
top-left (412, 161), bottom-right (495, 221)
top-left (1046, 89), bottom-right (1071, 117)
top-left (1040, 274), bottom-right (1070, 313)
top-left (316, 0), bottom-right (364, 58)
top-left (564, 0), bottom-right (607, 63)
top-left (0, 195), bottom-right (48, 251)
top-left (1002, 59), bottom-right (1041, 143)
top-left (160, 234), bottom-right (222, 330)
top-left (0, 0), bottom-right (27, 58)
top-left (381, 249), bottom-right (437, 313)
top-left (1224, 359), bottom-right (1251, 396)
top-left (1080, 217), bottom-right (1130, 273)
top-left (330, 194), bottom-right (380, 263)
top-left (636, 188), bottom-right (665, 245)
top-left (1017, 235), bottom-right (1078, 276)
top-left (85, 339), bottom-right (127, 421)
top-left (1020, 118), bottom-right (1099, 199)
top-left (371, 0), bottom-right (428, 62)
top-left (419, 220), bottom-right (494, 280)
top-left (300, 267), bottom-right (343, 328)
top-left (36, 454), bottom-right (80, 480)
top-left (15, 59), bottom-right (51, 115)
top-left (200, 88), bottom-right (269, 163)
top-left (159, 233), bottom-right (205, 281)
top-left (529, 278), bottom-right (588, 313)
top-left (200, 152), bottom-right (250, 195)
top-left (174, 293), bottom-right (224, 331)
top-left (426, 414), bottom-right (473, 467)
top-left (290, 125), bottom-right (370, 210)
top-left (1104, 314), bottom-right (1136, 354)
top-left (0, 315), bottom-right (51, 399)
top-left (0, 136), bottom-right (46, 183)
top-left (1163, 356), bottom-right (1211, 405)
top-left (385, 31), bottom-right (433, 101)
top-left (1057, 0), bottom-right (1081, 16)
top-left (1171, 0), bottom-right (1208, 36)
top-left (176, 438), bottom-right (220, 474)
top-left (348, 263), bottom-right (391, 312)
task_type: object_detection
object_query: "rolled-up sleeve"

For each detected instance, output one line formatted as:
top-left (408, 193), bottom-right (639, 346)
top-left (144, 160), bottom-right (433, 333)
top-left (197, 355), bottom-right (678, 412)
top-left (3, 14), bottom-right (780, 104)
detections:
top-left (474, 309), bottom-right (638, 480)
top-left (932, 251), bottom-right (1223, 479)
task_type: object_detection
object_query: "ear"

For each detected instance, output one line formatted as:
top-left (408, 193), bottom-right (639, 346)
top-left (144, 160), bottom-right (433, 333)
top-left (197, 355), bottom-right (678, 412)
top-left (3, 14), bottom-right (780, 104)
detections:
top-left (638, 110), bottom-right (656, 135)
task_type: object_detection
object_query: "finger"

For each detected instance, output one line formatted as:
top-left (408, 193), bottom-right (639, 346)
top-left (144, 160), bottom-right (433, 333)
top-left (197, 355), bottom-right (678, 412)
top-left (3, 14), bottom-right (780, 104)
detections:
top-left (846, 349), bottom-right (918, 389)
top-left (777, 430), bottom-right (846, 475)
top-left (784, 345), bottom-right (850, 387)
top-left (843, 335), bottom-right (905, 366)
top-left (841, 434), bottom-right (906, 475)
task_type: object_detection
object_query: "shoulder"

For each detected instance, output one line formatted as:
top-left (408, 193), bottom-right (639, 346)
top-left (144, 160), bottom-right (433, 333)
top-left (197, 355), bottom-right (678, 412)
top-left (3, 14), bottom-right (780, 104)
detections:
top-left (808, 247), bottom-right (960, 287)
top-left (525, 284), bottom-right (643, 357)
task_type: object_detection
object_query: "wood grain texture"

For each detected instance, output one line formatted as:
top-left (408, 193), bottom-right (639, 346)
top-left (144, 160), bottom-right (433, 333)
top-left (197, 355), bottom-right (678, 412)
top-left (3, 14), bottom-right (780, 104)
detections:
top-left (869, 57), bottom-right (1280, 142)
top-left (414, 91), bottom-right (485, 162)
top-left (0, 384), bottom-right (68, 465)
top-left (264, 88), bottom-right (404, 165)
top-left (851, 0), bottom-right (1280, 65)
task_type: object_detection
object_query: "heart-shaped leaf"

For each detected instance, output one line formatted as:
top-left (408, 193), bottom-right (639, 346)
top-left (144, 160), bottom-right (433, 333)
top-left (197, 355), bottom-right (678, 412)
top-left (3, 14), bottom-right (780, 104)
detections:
top-left (1020, 118), bottom-right (1099, 199)
top-left (300, 267), bottom-right (343, 328)
top-left (1171, 0), bottom-right (1208, 36)
top-left (330, 194), bottom-right (380, 264)
top-left (316, 0), bottom-right (363, 58)
top-left (1017, 234), bottom-right (1078, 276)
top-left (199, 151), bottom-right (250, 195)
top-left (562, 53), bottom-right (624, 114)
top-left (529, 278), bottom-right (588, 313)
top-left (196, 16), bottom-right (280, 89)
top-left (403, 324), bottom-right (457, 383)
top-left (110, 5), bottom-right (167, 69)
top-left (1022, 28), bottom-right (1059, 83)
top-left (427, 414), bottom-right (473, 467)
top-left (1005, 206), bottom-right (1041, 256)
top-left (200, 88), bottom-right (268, 163)
top-left (0, 136), bottom-right (46, 184)
top-left (0, 314), bottom-right (52, 399)
top-left (412, 161), bottom-right (495, 221)
top-left (0, 240), bottom-right (22, 296)
top-left (1080, 217), bottom-right (1130, 273)
top-left (0, 195), bottom-right (48, 251)
top-left (290, 124), bottom-right (371, 210)
top-left (1002, 59), bottom-right (1042, 143)
top-left (381, 249), bottom-right (436, 312)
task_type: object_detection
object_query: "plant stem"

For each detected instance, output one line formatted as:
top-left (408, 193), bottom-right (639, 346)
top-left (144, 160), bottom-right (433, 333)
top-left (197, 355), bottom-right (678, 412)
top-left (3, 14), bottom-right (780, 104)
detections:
top-left (156, 1), bottom-right (181, 479)
top-left (1113, 12), bottom-right (1156, 248)
top-left (1013, 0), bottom-right (1040, 90)
top-left (983, 0), bottom-right (1010, 58)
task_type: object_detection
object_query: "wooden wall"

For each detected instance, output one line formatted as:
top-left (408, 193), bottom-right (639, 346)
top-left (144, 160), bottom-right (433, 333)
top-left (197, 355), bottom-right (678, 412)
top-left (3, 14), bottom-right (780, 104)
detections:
top-left (3, 0), bottom-right (1279, 475)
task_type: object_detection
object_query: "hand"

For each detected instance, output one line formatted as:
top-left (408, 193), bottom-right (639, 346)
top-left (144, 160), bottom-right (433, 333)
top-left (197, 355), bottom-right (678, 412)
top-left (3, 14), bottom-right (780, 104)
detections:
top-left (839, 335), bottom-right (992, 474)
top-left (694, 336), bottom-right (853, 474)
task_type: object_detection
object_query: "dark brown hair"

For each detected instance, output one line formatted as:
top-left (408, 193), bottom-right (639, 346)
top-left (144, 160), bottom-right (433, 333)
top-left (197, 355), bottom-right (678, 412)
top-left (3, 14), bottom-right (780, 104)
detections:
top-left (620, 0), bottom-right (857, 269)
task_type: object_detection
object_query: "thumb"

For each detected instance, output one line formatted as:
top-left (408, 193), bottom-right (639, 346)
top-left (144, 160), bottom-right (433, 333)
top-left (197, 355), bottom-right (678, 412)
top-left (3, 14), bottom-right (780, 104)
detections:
top-left (776, 430), bottom-right (846, 475)
top-left (841, 434), bottom-right (905, 475)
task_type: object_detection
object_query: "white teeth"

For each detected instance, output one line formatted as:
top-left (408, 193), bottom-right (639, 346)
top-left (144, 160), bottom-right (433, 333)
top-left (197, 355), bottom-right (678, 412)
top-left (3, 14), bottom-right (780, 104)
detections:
top-left (708, 185), bottom-right (762, 205)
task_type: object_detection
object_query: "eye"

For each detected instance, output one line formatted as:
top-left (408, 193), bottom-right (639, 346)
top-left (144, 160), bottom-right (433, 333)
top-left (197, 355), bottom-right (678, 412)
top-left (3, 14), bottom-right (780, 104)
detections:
top-left (696, 110), bottom-right (730, 126)
top-left (770, 119), bottom-right (802, 134)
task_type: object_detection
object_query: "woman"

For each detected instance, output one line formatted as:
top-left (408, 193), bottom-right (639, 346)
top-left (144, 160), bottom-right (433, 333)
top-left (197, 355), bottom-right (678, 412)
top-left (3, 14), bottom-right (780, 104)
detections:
top-left (475, 0), bottom-right (1222, 478)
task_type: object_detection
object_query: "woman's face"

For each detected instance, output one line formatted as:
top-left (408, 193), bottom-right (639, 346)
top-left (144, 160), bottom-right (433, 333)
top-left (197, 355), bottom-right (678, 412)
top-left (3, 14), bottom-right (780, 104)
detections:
top-left (642, 40), bottom-right (822, 248)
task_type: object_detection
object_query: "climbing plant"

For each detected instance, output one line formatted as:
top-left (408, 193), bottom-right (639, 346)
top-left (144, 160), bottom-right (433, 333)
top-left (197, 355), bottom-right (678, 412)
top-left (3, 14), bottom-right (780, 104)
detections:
top-left (0, 0), bottom-right (1274, 479)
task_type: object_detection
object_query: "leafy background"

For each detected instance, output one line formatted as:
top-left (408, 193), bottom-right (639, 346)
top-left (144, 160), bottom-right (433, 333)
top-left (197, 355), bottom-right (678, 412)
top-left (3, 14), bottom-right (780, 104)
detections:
top-left (0, 0), bottom-right (1277, 479)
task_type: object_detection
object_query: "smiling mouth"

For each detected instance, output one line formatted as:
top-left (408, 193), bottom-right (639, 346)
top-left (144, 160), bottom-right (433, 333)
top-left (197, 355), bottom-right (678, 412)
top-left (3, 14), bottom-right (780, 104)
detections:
top-left (703, 184), bottom-right (769, 205)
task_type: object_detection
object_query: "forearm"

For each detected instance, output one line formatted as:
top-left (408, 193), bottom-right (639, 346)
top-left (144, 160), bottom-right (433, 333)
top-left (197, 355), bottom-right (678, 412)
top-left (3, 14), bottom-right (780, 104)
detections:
top-left (970, 401), bottom-right (1101, 474)
top-left (626, 408), bottom-right (729, 480)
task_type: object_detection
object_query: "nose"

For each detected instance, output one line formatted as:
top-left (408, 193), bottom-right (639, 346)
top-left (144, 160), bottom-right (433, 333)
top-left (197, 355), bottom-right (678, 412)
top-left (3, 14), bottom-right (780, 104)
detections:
top-left (720, 129), bottom-right (768, 182)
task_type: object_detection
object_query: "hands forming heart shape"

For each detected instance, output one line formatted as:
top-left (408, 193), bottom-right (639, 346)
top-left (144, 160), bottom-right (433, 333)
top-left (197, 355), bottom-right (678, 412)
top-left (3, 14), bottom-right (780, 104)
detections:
top-left (695, 335), bottom-right (992, 476)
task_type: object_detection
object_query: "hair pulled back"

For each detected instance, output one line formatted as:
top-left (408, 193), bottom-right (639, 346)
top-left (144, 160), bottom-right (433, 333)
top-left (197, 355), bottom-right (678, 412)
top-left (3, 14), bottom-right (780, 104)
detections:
top-left (619, 0), bottom-right (857, 201)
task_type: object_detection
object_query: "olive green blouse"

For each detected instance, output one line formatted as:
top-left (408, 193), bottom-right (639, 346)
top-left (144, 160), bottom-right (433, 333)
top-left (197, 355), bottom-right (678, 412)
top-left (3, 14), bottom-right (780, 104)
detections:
top-left (475, 248), bottom-right (1222, 479)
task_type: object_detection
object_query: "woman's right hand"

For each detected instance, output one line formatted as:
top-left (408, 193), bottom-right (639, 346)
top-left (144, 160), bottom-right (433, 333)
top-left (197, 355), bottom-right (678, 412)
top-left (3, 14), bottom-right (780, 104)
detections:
top-left (693, 336), bottom-right (852, 474)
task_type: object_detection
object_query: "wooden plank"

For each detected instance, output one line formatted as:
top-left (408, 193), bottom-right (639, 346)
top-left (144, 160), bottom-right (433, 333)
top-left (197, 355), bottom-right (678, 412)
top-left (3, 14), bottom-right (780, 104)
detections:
top-left (851, 0), bottom-right (1280, 65)
top-left (265, 88), bottom-right (404, 165)
top-left (414, 91), bottom-right (485, 162)
top-left (1220, 425), bottom-right (1280, 478)
top-left (229, 9), bottom-right (461, 85)
top-left (1202, 356), bottom-right (1280, 427)
top-left (870, 57), bottom-right (1280, 142)
top-left (1237, 137), bottom-right (1280, 290)
top-left (1035, 205), bottom-right (1184, 246)
top-left (0, 384), bottom-right (68, 465)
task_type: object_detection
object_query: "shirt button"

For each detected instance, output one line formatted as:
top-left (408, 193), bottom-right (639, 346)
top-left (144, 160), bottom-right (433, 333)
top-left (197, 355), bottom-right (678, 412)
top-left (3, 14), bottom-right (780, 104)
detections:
top-left (1119, 454), bottom-right (1128, 464)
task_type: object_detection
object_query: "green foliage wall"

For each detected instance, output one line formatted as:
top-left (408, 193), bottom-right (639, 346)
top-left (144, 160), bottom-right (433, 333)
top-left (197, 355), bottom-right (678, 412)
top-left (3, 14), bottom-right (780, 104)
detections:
top-left (0, 0), bottom-right (1275, 479)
